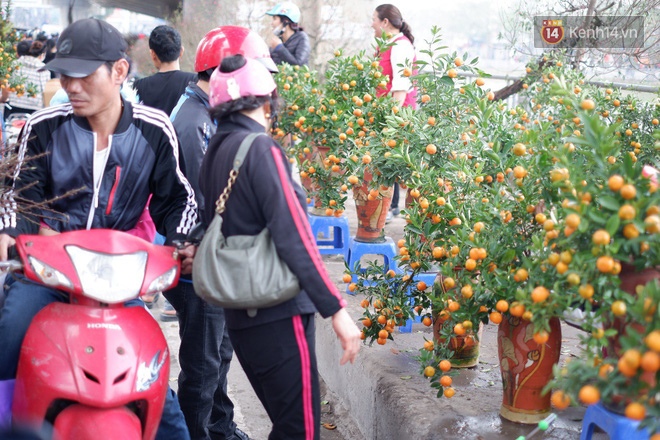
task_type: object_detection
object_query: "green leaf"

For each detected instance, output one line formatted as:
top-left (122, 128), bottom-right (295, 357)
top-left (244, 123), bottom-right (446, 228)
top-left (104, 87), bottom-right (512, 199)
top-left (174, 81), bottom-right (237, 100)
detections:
top-left (605, 215), bottom-right (620, 236)
top-left (587, 210), bottom-right (607, 225)
top-left (501, 249), bottom-right (516, 264)
top-left (439, 76), bottom-right (455, 86)
top-left (400, 376), bottom-right (412, 380)
top-left (598, 196), bottom-right (620, 212)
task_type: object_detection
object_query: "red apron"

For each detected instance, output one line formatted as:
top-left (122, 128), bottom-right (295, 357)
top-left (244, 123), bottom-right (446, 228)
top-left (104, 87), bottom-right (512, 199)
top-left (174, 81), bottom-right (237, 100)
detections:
top-left (375, 34), bottom-right (418, 108)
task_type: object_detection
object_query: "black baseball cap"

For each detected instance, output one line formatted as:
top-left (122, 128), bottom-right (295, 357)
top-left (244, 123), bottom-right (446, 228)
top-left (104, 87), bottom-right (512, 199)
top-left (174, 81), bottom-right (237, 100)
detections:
top-left (43, 18), bottom-right (127, 78)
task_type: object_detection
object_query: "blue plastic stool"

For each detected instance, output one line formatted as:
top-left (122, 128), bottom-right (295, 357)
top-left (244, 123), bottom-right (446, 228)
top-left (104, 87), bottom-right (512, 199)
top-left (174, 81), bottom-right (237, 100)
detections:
top-left (308, 214), bottom-right (349, 256)
top-left (580, 403), bottom-right (651, 440)
top-left (345, 236), bottom-right (398, 294)
top-left (399, 271), bottom-right (437, 333)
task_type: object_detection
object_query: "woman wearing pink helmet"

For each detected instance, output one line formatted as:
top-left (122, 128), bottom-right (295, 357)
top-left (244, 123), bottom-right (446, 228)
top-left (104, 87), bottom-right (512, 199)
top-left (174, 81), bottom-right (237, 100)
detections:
top-left (198, 55), bottom-right (360, 439)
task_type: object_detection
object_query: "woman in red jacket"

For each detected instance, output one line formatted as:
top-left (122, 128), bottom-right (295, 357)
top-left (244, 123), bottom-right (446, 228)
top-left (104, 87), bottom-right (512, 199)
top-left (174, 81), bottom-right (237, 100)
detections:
top-left (371, 4), bottom-right (418, 218)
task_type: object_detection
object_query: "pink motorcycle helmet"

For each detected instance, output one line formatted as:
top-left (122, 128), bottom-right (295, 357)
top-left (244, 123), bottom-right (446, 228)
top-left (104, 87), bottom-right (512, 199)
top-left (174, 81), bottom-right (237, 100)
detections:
top-left (209, 56), bottom-right (277, 107)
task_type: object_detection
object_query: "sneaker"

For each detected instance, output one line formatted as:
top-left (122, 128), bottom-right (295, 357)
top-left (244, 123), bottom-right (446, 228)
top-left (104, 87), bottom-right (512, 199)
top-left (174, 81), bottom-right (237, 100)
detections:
top-left (159, 299), bottom-right (178, 322)
top-left (385, 210), bottom-right (393, 224)
top-left (391, 207), bottom-right (400, 216)
top-left (230, 428), bottom-right (253, 440)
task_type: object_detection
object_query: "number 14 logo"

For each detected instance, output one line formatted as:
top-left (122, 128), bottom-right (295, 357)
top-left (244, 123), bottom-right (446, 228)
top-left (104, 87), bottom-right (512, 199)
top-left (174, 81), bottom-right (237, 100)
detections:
top-left (541, 20), bottom-right (564, 44)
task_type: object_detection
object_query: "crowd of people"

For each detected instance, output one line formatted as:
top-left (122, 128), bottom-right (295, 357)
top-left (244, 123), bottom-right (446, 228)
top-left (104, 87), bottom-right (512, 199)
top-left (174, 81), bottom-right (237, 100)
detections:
top-left (0, 31), bottom-right (55, 117)
top-left (0, 2), bottom-right (415, 439)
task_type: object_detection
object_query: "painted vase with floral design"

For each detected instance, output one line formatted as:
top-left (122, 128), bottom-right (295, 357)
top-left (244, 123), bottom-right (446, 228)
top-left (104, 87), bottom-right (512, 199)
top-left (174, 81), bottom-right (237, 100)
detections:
top-left (352, 171), bottom-right (393, 242)
top-left (497, 316), bottom-right (561, 424)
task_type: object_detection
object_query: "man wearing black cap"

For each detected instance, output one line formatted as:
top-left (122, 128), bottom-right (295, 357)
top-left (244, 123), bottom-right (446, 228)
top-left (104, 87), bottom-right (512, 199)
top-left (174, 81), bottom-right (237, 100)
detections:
top-left (0, 18), bottom-right (196, 440)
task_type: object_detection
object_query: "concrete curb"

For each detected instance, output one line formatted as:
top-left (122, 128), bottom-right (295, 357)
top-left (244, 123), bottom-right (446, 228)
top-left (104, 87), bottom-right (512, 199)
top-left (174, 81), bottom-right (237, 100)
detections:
top-left (316, 292), bottom-right (591, 440)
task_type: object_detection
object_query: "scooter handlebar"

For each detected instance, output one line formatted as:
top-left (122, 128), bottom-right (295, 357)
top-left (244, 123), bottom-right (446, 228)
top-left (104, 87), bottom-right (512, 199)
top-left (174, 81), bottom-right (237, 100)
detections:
top-left (0, 245), bottom-right (23, 272)
top-left (6, 244), bottom-right (18, 260)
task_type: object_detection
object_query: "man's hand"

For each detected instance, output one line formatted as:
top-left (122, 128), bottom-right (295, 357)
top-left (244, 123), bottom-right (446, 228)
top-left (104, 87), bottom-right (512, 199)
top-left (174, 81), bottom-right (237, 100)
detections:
top-left (332, 308), bottom-right (361, 365)
top-left (0, 234), bottom-right (16, 261)
top-left (178, 244), bottom-right (197, 275)
top-left (268, 36), bottom-right (283, 49)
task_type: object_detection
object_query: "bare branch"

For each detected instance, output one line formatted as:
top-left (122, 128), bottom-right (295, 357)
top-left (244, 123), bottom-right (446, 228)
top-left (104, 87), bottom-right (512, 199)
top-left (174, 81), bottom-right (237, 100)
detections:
top-left (1, 149), bottom-right (84, 228)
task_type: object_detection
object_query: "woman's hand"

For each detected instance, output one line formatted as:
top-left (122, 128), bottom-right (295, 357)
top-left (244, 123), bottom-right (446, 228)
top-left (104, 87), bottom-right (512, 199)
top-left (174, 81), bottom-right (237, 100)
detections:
top-left (332, 308), bottom-right (361, 365)
top-left (391, 90), bottom-right (407, 106)
top-left (268, 35), bottom-right (283, 49)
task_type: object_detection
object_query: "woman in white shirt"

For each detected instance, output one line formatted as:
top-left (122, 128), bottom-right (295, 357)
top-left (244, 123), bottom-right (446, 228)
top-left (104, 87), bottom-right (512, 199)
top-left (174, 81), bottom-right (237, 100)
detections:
top-left (371, 4), bottom-right (418, 216)
top-left (371, 4), bottom-right (417, 107)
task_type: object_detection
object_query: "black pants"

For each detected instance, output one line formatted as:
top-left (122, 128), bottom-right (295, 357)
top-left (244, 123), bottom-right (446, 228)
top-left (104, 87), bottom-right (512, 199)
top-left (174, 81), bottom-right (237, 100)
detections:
top-left (391, 182), bottom-right (400, 209)
top-left (229, 314), bottom-right (320, 440)
top-left (164, 281), bottom-right (236, 440)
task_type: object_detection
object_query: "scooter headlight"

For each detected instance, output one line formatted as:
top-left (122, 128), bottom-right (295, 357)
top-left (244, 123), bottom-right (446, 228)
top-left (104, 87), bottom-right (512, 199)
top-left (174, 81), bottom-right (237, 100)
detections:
top-left (146, 266), bottom-right (178, 294)
top-left (28, 256), bottom-right (74, 290)
top-left (65, 246), bottom-right (147, 304)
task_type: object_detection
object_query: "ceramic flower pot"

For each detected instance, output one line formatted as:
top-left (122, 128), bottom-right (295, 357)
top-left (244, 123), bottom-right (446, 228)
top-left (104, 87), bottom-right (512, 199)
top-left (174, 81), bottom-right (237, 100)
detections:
top-left (306, 145), bottom-right (332, 216)
top-left (352, 171), bottom-right (392, 242)
top-left (431, 272), bottom-right (482, 368)
top-left (606, 264), bottom-right (659, 357)
top-left (497, 316), bottom-right (561, 424)
top-left (433, 318), bottom-right (483, 368)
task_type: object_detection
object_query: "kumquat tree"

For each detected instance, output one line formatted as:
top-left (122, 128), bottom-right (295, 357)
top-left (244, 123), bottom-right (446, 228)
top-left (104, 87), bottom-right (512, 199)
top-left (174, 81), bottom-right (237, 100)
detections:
top-left (275, 21), bottom-right (659, 433)
top-left (0, 2), bottom-right (38, 108)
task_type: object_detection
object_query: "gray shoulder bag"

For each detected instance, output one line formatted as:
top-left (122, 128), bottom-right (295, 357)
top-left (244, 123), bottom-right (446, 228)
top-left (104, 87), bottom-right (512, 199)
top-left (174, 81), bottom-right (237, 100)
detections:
top-left (192, 133), bottom-right (301, 317)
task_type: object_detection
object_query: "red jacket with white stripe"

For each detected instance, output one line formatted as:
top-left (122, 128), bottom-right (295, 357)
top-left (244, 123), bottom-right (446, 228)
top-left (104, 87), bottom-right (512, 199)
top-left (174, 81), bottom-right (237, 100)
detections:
top-left (0, 100), bottom-right (197, 245)
top-left (199, 113), bottom-right (346, 329)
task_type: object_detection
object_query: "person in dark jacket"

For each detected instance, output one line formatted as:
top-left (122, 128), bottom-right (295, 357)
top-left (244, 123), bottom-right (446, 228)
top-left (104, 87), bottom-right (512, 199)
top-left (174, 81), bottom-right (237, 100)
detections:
top-left (133, 25), bottom-right (197, 116)
top-left (166, 26), bottom-right (277, 440)
top-left (133, 24), bottom-right (197, 317)
top-left (0, 19), bottom-right (196, 440)
top-left (266, 2), bottom-right (311, 66)
top-left (199, 54), bottom-right (360, 440)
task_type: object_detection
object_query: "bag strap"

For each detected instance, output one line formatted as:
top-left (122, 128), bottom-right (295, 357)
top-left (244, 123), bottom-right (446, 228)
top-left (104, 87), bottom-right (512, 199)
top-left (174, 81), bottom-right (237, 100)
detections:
top-left (214, 132), bottom-right (264, 215)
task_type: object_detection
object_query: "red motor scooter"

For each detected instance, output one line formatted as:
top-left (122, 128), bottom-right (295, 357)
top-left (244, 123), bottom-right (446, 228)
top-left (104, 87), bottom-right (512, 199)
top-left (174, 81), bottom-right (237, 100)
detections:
top-left (0, 229), bottom-right (181, 439)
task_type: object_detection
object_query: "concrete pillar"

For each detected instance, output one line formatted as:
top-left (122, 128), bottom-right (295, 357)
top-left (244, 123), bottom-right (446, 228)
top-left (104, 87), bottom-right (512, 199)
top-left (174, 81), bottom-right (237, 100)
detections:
top-left (44, 0), bottom-right (96, 27)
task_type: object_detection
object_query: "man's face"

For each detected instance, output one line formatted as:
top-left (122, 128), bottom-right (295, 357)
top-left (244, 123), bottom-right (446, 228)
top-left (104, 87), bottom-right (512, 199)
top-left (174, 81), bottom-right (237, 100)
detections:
top-left (60, 61), bottom-right (125, 118)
